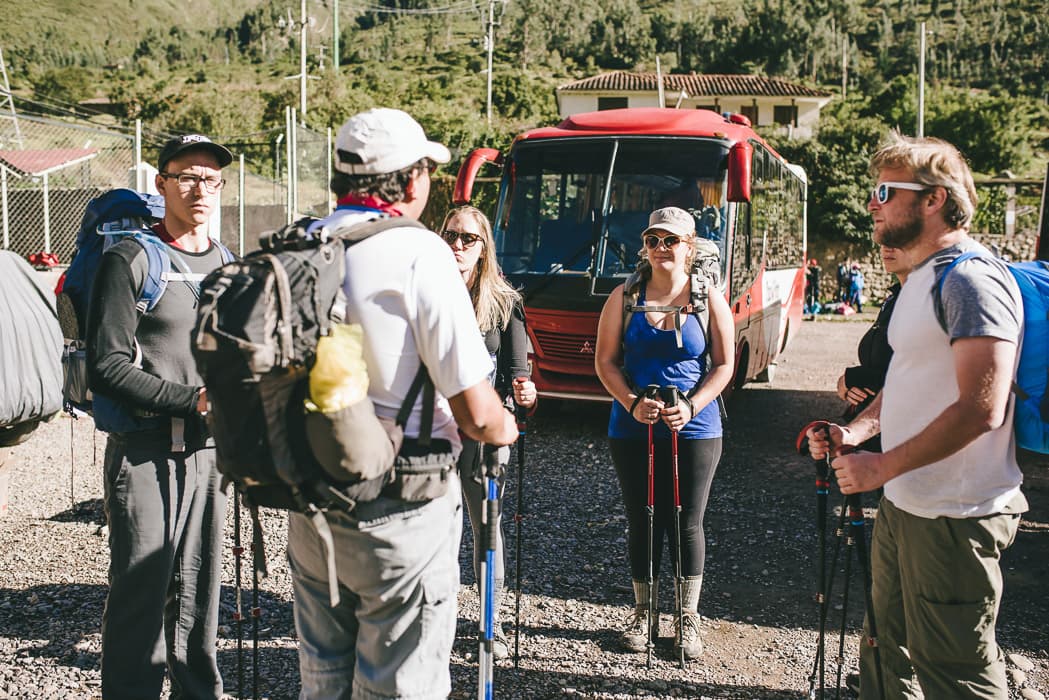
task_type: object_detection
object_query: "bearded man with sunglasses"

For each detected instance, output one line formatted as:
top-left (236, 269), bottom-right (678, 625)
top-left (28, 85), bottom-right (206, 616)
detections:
top-left (287, 108), bottom-right (517, 700)
top-left (807, 131), bottom-right (1026, 699)
top-left (86, 134), bottom-right (234, 699)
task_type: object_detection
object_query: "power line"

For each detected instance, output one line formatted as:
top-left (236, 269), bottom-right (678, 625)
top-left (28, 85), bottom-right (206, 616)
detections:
top-left (346, 1), bottom-right (480, 16)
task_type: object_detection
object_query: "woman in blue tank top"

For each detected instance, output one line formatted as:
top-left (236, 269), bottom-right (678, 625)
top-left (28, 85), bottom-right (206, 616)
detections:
top-left (595, 207), bottom-right (735, 661)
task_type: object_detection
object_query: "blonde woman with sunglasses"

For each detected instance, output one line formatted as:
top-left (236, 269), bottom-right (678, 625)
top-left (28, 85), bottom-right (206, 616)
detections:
top-left (595, 207), bottom-right (734, 661)
top-left (439, 205), bottom-right (536, 660)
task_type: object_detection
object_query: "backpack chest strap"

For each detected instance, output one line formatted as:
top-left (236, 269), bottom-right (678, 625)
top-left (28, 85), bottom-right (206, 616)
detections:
top-left (625, 302), bottom-right (688, 348)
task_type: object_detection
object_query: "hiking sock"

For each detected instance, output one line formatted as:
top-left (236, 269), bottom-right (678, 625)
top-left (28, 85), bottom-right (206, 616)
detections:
top-left (677, 575), bottom-right (702, 613)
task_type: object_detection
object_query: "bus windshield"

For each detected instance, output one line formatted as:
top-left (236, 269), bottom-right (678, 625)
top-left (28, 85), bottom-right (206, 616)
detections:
top-left (494, 137), bottom-right (730, 283)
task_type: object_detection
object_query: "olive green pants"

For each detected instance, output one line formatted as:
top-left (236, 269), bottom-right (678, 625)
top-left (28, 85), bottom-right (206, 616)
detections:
top-left (859, 494), bottom-right (1025, 699)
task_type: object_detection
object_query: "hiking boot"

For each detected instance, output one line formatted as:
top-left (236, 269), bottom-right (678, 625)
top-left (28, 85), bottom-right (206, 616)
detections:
top-left (674, 611), bottom-right (703, 659)
top-left (621, 607), bottom-right (658, 653)
top-left (492, 625), bottom-right (510, 661)
top-left (845, 671), bottom-right (860, 697)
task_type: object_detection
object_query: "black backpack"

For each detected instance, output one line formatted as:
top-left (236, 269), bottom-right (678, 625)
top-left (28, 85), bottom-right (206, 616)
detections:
top-left (192, 215), bottom-right (447, 602)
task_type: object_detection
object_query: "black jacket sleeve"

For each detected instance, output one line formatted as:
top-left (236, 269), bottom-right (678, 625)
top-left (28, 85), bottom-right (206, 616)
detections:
top-left (495, 299), bottom-right (530, 401)
top-left (85, 243), bottom-right (198, 417)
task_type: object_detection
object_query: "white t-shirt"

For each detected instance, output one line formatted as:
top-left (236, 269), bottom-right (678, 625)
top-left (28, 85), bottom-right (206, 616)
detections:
top-left (882, 240), bottom-right (1023, 518)
top-left (311, 209), bottom-right (493, 455)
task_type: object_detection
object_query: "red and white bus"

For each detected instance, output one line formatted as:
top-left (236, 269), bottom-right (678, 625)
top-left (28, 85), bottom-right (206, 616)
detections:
top-left (454, 107), bottom-right (808, 401)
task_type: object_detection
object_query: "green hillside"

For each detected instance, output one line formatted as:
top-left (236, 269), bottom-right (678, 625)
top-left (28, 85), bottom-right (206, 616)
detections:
top-left (2, 0), bottom-right (1046, 247)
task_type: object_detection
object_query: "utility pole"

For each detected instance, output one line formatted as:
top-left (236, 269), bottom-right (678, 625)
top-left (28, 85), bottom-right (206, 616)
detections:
top-left (841, 36), bottom-right (848, 98)
top-left (332, 0), bottom-right (340, 73)
top-left (0, 46), bottom-right (23, 149)
top-left (299, 0), bottom-right (308, 115)
top-left (918, 21), bottom-right (927, 137)
top-left (484, 0), bottom-right (495, 126)
top-left (281, 0), bottom-right (315, 117)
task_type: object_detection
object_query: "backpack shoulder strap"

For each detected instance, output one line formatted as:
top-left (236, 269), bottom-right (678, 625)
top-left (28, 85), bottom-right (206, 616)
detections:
top-left (215, 240), bottom-right (236, 263)
top-left (933, 251), bottom-right (983, 332)
top-left (395, 363), bottom-right (435, 446)
top-left (332, 216), bottom-right (428, 245)
top-left (129, 232), bottom-right (172, 314)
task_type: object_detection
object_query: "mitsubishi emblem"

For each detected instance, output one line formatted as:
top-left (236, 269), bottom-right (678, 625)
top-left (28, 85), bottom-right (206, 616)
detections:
top-left (579, 340), bottom-right (595, 354)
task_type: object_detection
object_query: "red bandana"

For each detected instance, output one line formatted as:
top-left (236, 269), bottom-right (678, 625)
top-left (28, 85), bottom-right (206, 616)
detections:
top-left (335, 193), bottom-right (403, 216)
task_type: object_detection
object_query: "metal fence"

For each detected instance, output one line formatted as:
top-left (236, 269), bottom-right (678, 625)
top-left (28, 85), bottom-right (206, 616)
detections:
top-left (0, 115), bottom-right (134, 263)
top-left (0, 109), bottom-right (333, 263)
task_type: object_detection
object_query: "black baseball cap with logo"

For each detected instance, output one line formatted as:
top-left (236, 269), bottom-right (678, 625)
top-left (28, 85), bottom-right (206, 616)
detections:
top-left (157, 134), bottom-right (233, 172)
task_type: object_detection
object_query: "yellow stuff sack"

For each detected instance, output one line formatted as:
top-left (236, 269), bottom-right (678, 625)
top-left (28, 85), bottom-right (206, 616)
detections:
top-left (304, 323), bottom-right (400, 492)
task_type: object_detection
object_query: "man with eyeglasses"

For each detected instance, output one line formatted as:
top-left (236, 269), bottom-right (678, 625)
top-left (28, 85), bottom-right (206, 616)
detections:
top-left (287, 108), bottom-right (517, 699)
top-left (807, 131), bottom-right (1026, 699)
top-left (87, 134), bottom-right (234, 699)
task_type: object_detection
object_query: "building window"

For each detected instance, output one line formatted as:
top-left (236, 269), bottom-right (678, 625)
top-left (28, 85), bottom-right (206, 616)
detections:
top-left (598, 97), bottom-right (629, 111)
top-left (739, 104), bottom-right (759, 124)
top-left (696, 104), bottom-right (719, 113)
top-left (774, 104), bottom-right (798, 126)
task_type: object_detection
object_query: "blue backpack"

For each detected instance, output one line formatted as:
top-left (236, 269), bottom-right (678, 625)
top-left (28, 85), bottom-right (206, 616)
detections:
top-left (57, 188), bottom-right (233, 432)
top-left (937, 252), bottom-right (1049, 453)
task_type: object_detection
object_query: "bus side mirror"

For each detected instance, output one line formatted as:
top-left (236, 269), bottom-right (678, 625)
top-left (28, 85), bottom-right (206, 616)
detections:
top-left (726, 140), bottom-right (752, 203)
top-left (453, 148), bottom-right (503, 205)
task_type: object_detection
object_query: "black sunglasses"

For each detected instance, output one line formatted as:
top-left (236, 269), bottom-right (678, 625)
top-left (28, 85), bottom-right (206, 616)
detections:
top-left (643, 234), bottom-right (682, 250)
top-left (440, 229), bottom-right (483, 247)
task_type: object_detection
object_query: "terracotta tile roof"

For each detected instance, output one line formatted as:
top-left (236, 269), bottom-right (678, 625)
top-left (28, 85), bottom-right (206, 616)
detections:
top-left (558, 72), bottom-right (831, 98)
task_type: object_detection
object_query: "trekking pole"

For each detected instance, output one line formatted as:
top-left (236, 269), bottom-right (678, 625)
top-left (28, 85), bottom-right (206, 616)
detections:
top-left (659, 386), bottom-right (687, 669)
top-left (69, 417), bottom-right (76, 511)
top-left (513, 405), bottom-right (527, 670)
top-left (846, 493), bottom-right (886, 700)
top-left (250, 517), bottom-right (264, 700)
top-left (478, 445), bottom-right (502, 700)
top-left (232, 492), bottom-right (245, 699)
top-left (796, 420), bottom-right (831, 700)
top-left (642, 383), bottom-right (660, 669)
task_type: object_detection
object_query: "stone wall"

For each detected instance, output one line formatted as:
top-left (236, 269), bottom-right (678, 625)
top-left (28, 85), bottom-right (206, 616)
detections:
top-left (807, 228), bottom-right (1041, 306)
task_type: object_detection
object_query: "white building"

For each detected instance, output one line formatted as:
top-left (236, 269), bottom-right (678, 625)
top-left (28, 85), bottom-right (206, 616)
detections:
top-left (556, 72), bottom-right (833, 139)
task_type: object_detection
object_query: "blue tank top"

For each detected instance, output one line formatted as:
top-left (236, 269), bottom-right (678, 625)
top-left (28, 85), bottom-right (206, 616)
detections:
top-left (608, 286), bottom-right (723, 440)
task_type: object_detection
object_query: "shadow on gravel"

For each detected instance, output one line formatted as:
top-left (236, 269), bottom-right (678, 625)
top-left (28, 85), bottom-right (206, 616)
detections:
top-left (217, 643), bottom-right (299, 700)
top-left (49, 497), bottom-right (105, 524)
top-left (0, 583), bottom-right (106, 669)
top-left (449, 659), bottom-right (805, 699)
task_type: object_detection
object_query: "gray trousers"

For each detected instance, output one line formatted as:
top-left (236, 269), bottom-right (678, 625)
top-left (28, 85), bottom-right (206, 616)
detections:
top-left (100, 432), bottom-right (227, 700)
top-left (859, 494), bottom-right (1025, 699)
top-left (288, 470), bottom-right (462, 700)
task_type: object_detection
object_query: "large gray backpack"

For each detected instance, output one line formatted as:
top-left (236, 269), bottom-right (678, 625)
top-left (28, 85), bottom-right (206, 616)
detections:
top-left (0, 251), bottom-right (62, 446)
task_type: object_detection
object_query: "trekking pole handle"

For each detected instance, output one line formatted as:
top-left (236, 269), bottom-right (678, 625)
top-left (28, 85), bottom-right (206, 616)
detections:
top-left (796, 420), bottom-right (830, 457)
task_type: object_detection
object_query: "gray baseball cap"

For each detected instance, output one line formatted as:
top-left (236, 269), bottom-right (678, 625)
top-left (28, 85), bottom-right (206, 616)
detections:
top-left (642, 207), bottom-right (695, 238)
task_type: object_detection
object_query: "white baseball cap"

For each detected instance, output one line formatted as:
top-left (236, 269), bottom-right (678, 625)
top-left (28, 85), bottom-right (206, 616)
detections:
top-left (334, 108), bottom-right (451, 175)
top-left (642, 207), bottom-right (695, 238)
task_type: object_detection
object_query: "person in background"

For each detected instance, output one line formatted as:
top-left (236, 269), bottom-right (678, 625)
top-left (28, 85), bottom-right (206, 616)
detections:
top-left (837, 259), bottom-right (850, 303)
top-left (847, 263), bottom-right (865, 312)
top-left (805, 258), bottom-right (822, 314)
top-left (439, 204), bottom-right (537, 660)
top-left (594, 206), bottom-right (735, 661)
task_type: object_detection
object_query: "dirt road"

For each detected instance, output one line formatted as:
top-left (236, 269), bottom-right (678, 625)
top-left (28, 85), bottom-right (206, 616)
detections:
top-left (1, 317), bottom-right (1046, 699)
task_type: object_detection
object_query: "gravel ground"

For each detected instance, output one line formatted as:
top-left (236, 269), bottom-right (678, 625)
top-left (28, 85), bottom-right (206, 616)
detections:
top-left (2, 316), bottom-right (1048, 699)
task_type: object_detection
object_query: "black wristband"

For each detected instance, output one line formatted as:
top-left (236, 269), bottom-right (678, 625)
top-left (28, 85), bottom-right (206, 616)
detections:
top-left (628, 393), bottom-right (643, 418)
